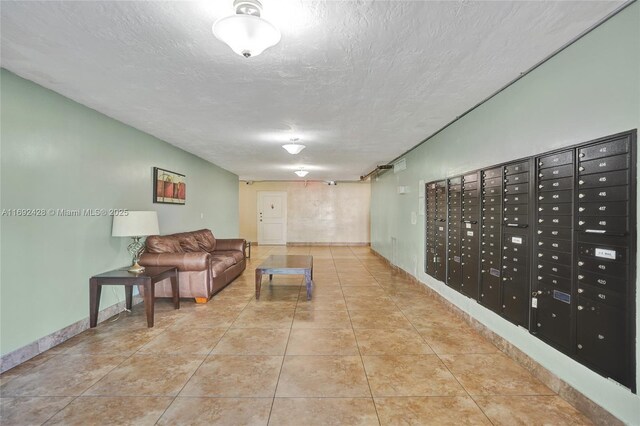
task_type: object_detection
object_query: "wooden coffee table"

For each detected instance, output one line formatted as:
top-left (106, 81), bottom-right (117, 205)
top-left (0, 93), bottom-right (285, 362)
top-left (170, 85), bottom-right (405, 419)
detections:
top-left (255, 255), bottom-right (313, 300)
top-left (89, 266), bottom-right (179, 328)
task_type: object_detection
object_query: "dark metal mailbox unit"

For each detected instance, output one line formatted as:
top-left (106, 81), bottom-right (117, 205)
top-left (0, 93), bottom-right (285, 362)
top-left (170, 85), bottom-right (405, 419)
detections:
top-left (424, 130), bottom-right (636, 391)
top-left (425, 180), bottom-right (447, 282)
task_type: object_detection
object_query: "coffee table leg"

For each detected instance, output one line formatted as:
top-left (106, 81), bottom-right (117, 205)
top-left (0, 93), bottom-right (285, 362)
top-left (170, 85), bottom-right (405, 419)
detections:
top-left (89, 278), bottom-right (101, 328)
top-left (255, 270), bottom-right (263, 299)
top-left (143, 279), bottom-right (155, 327)
top-left (171, 271), bottom-right (180, 309)
top-left (125, 285), bottom-right (133, 311)
top-left (304, 270), bottom-right (313, 300)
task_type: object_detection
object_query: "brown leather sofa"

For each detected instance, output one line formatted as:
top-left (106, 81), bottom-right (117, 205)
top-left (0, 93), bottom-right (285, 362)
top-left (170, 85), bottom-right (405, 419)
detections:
top-left (138, 229), bottom-right (246, 303)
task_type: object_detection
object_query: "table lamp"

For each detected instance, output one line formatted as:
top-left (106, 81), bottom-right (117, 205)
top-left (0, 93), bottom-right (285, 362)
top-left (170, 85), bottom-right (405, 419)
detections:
top-left (112, 211), bottom-right (160, 273)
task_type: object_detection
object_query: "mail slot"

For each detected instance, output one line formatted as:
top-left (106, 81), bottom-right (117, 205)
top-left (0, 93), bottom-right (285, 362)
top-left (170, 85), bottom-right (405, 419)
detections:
top-left (464, 172), bottom-right (479, 183)
top-left (504, 204), bottom-right (528, 215)
top-left (483, 222), bottom-right (500, 232)
top-left (536, 226), bottom-right (572, 241)
top-left (578, 283), bottom-right (624, 308)
top-left (505, 172), bottom-right (529, 185)
top-left (577, 216), bottom-right (629, 234)
top-left (537, 214), bottom-right (572, 228)
top-left (538, 164), bottom-right (573, 180)
top-left (578, 201), bottom-right (628, 217)
top-left (484, 186), bottom-right (502, 197)
top-left (578, 169), bottom-right (629, 189)
top-left (504, 183), bottom-right (529, 195)
top-left (538, 260), bottom-right (571, 278)
top-left (579, 154), bottom-right (630, 175)
top-left (538, 176), bottom-right (573, 192)
top-left (503, 214), bottom-right (529, 226)
top-left (483, 167), bottom-right (503, 179)
top-left (502, 281), bottom-right (529, 327)
top-left (537, 249), bottom-right (572, 265)
top-left (504, 194), bottom-right (528, 205)
top-left (537, 236), bottom-right (572, 252)
top-left (538, 189), bottom-right (573, 204)
top-left (463, 190), bottom-right (480, 200)
top-left (483, 204), bottom-right (501, 214)
top-left (483, 176), bottom-right (502, 188)
top-left (537, 203), bottom-right (572, 215)
top-left (505, 161), bottom-right (530, 175)
top-left (577, 270), bottom-right (626, 293)
top-left (480, 272), bottom-right (501, 311)
top-left (483, 195), bottom-right (502, 205)
top-left (463, 181), bottom-right (479, 191)
top-left (537, 272), bottom-right (571, 291)
top-left (577, 257), bottom-right (627, 278)
top-left (578, 138), bottom-right (629, 161)
top-left (538, 150), bottom-right (574, 169)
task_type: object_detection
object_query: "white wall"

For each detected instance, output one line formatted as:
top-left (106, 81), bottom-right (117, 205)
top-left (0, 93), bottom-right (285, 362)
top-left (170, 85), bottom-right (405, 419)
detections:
top-left (371, 4), bottom-right (639, 424)
top-left (240, 181), bottom-right (370, 244)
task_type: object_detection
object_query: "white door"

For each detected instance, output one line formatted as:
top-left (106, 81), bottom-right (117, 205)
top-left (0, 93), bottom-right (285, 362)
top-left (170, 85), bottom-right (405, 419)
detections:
top-left (257, 191), bottom-right (287, 245)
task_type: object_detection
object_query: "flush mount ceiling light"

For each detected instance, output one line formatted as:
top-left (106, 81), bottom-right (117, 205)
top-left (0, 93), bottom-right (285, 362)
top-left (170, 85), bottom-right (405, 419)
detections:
top-left (282, 138), bottom-right (306, 155)
top-left (294, 168), bottom-right (309, 177)
top-left (212, 0), bottom-right (281, 58)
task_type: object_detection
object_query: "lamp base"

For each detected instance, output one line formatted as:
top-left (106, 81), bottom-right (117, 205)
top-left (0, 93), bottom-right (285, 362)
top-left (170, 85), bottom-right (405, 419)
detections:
top-left (128, 262), bottom-right (146, 273)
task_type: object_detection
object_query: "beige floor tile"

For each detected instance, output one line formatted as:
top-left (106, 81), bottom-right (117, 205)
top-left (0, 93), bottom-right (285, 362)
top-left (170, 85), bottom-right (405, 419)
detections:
top-left (0, 397), bottom-right (73, 425)
top-left (85, 354), bottom-right (205, 397)
top-left (362, 355), bottom-right (466, 397)
top-left (355, 328), bottom-right (434, 355)
top-left (212, 328), bottom-right (290, 355)
top-left (375, 396), bottom-right (491, 425)
top-left (180, 355), bottom-right (282, 397)
top-left (440, 354), bottom-right (553, 396)
top-left (45, 396), bottom-right (172, 425)
top-left (416, 324), bottom-right (498, 355)
top-left (296, 297), bottom-right (348, 311)
top-left (269, 397), bottom-right (379, 425)
top-left (473, 395), bottom-right (593, 425)
top-left (138, 327), bottom-right (227, 354)
top-left (0, 353), bottom-right (58, 386)
top-left (276, 356), bottom-right (370, 397)
top-left (172, 308), bottom-right (241, 329)
top-left (232, 307), bottom-right (295, 329)
top-left (157, 397), bottom-right (272, 426)
top-left (345, 296), bottom-right (397, 311)
top-left (292, 309), bottom-right (352, 329)
top-left (341, 286), bottom-right (388, 298)
top-left (349, 310), bottom-right (413, 329)
top-left (0, 354), bottom-right (126, 396)
top-left (286, 329), bottom-right (359, 355)
top-left (57, 326), bottom-right (163, 355)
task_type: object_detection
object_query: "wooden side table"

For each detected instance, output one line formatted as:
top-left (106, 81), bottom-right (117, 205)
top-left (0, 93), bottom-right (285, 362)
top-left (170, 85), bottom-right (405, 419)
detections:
top-left (89, 266), bottom-right (179, 328)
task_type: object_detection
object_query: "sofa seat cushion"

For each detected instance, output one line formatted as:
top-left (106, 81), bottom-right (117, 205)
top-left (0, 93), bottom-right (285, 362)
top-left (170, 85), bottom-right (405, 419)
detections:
top-left (210, 258), bottom-right (230, 278)
top-left (211, 255), bottom-right (236, 268)
top-left (214, 250), bottom-right (244, 264)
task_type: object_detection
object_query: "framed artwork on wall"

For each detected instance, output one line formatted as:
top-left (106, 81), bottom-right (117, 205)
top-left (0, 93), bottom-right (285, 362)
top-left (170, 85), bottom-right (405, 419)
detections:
top-left (153, 167), bottom-right (186, 205)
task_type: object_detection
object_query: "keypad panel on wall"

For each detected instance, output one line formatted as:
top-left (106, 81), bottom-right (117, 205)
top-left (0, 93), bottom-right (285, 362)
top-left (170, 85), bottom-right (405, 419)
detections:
top-left (422, 130), bottom-right (636, 391)
top-left (425, 180), bottom-right (447, 282)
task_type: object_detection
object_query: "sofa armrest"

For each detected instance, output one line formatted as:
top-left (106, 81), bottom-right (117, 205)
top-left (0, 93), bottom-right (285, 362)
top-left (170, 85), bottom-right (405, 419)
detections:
top-left (214, 238), bottom-right (246, 253)
top-left (139, 252), bottom-right (211, 272)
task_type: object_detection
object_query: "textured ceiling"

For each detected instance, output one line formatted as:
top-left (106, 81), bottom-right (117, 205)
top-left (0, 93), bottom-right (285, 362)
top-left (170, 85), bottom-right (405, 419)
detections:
top-left (0, 1), bottom-right (625, 181)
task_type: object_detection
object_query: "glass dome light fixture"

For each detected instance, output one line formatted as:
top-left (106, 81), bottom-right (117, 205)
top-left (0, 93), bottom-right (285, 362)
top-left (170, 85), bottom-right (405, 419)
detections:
top-left (212, 0), bottom-right (281, 58)
top-left (294, 168), bottom-right (309, 177)
top-left (282, 137), bottom-right (306, 155)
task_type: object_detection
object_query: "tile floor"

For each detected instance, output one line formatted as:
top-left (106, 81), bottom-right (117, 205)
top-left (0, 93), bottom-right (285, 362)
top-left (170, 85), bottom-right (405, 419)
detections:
top-left (0, 245), bottom-right (593, 425)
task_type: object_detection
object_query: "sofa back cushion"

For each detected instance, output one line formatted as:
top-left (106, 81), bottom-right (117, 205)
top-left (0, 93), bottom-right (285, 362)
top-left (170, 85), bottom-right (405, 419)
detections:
top-left (180, 235), bottom-right (201, 252)
top-left (145, 235), bottom-right (184, 254)
top-left (193, 229), bottom-right (216, 252)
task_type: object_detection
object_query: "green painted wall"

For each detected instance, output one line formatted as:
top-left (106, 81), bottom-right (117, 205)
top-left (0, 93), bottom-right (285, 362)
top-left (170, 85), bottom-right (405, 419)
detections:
top-left (371, 4), bottom-right (639, 423)
top-left (0, 69), bottom-right (239, 356)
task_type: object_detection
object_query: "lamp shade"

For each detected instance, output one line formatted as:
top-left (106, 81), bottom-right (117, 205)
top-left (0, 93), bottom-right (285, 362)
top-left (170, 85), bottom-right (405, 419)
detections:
top-left (282, 143), bottom-right (306, 155)
top-left (213, 14), bottom-right (281, 58)
top-left (112, 211), bottom-right (159, 237)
